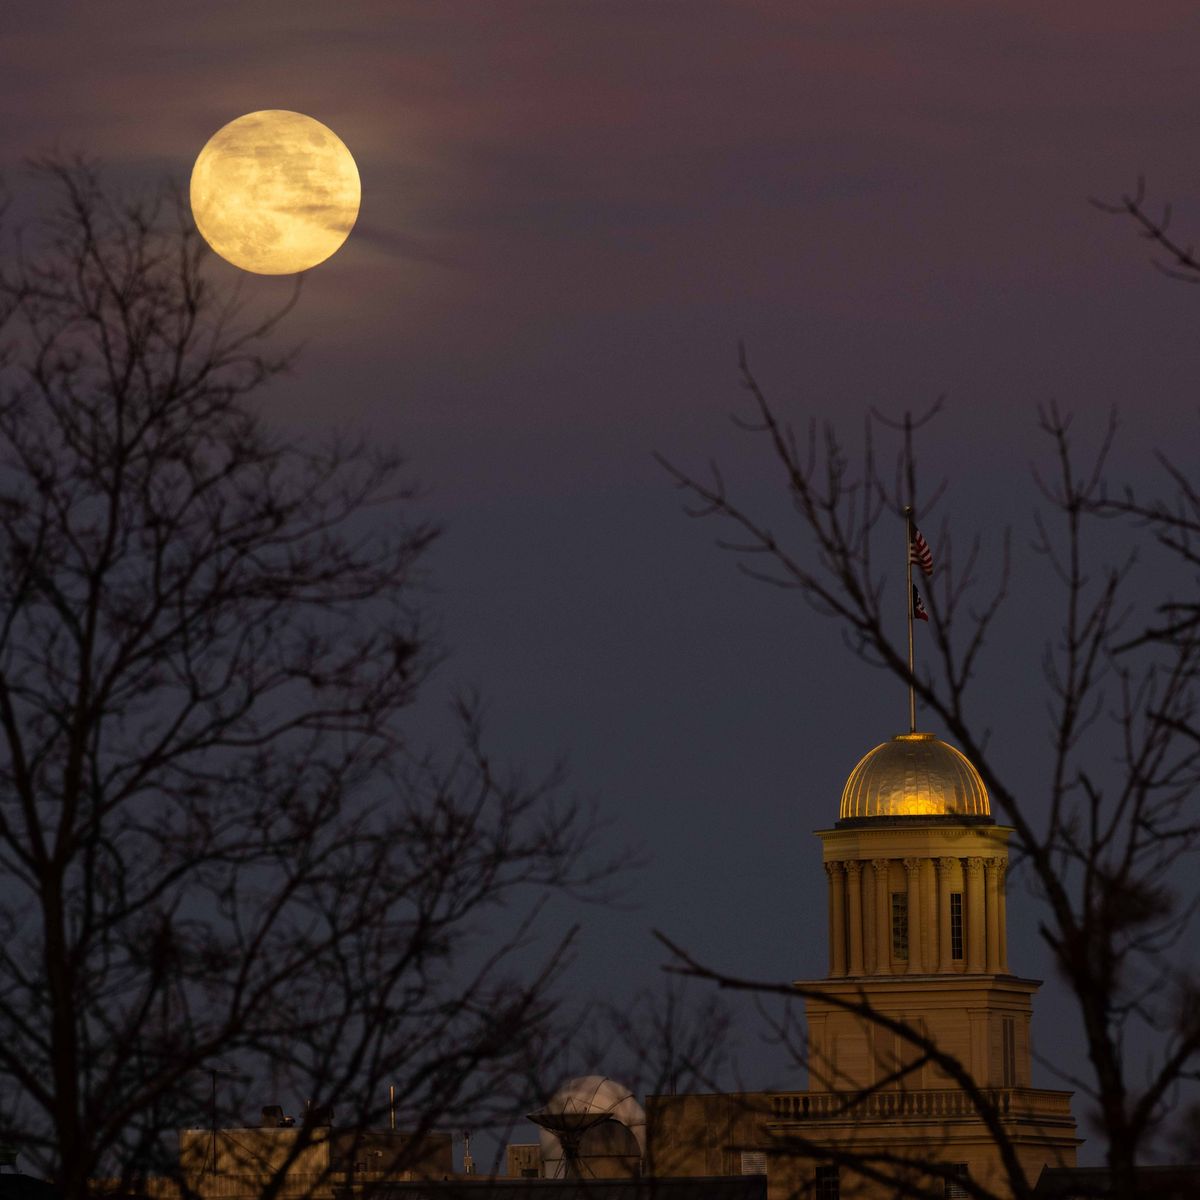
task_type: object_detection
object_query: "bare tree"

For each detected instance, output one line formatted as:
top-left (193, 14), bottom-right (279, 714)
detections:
top-left (655, 335), bottom-right (1200, 1198)
top-left (0, 162), bottom-right (602, 1198)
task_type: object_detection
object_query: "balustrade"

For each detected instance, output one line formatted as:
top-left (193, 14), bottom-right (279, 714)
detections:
top-left (768, 1087), bottom-right (1073, 1123)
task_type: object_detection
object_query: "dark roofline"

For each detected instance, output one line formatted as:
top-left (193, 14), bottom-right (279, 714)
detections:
top-left (831, 814), bottom-right (997, 830)
top-left (356, 1178), bottom-right (766, 1200)
top-left (1034, 1164), bottom-right (1200, 1198)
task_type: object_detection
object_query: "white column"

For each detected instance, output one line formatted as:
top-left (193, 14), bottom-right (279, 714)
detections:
top-left (985, 858), bottom-right (1002, 975)
top-left (863, 857), bottom-right (876, 974)
top-left (872, 859), bottom-right (892, 975)
top-left (826, 862), bottom-right (847, 977)
top-left (936, 857), bottom-right (955, 973)
top-left (904, 858), bottom-right (923, 973)
top-left (920, 857), bottom-right (938, 970)
top-left (846, 861), bottom-right (864, 976)
top-left (997, 859), bottom-right (1009, 973)
top-left (966, 857), bottom-right (985, 973)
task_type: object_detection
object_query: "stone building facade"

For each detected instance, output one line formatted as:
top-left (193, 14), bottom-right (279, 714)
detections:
top-left (647, 731), bottom-right (1080, 1199)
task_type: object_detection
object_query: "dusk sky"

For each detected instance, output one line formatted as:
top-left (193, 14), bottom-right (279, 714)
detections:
top-left (7, 0), bottom-right (1200, 1162)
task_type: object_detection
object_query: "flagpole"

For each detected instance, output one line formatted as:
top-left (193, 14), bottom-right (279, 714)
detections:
top-left (903, 505), bottom-right (916, 733)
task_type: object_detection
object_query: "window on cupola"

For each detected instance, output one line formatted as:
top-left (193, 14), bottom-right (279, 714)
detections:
top-left (891, 892), bottom-right (909, 960)
top-left (945, 1163), bottom-right (970, 1198)
top-left (950, 893), bottom-right (964, 960)
top-left (815, 1164), bottom-right (840, 1200)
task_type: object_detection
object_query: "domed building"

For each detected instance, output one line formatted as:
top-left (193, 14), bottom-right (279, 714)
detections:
top-left (647, 731), bottom-right (1079, 1200)
top-left (530, 1076), bottom-right (645, 1179)
top-left (819, 729), bottom-right (1006, 988)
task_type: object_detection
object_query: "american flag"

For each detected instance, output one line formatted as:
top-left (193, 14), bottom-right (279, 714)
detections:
top-left (909, 526), bottom-right (934, 576)
top-left (912, 583), bottom-right (929, 622)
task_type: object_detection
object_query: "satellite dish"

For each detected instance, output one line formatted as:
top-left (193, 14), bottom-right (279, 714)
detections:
top-left (528, 1076), bottom-right (645, 1179)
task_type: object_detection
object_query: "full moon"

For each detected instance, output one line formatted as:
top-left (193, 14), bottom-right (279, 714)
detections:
top-left (190, 110), bottom-right (361, 275)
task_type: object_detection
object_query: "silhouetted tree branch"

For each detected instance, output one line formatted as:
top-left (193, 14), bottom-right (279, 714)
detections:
top-left (0, 161), bottom-right (606, 1198)
top-left (656, 344), bottom-right (1200, 1199)
top-left (1091, 178), bottom-right (1200, 284)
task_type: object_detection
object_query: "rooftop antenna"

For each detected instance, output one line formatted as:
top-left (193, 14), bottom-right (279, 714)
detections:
top-left (526, 1108), bottom-right (609, 1180)
top-left (528, 1076), bottom-right (645, 1181)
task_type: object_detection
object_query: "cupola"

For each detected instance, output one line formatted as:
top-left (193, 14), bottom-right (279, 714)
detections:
top-left (839, 732), bottom-right (989, 820)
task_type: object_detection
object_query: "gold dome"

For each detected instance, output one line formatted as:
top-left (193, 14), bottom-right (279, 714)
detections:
top-left (839, 732), bottom-right (990, 819)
